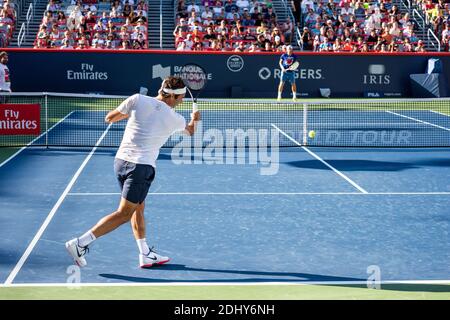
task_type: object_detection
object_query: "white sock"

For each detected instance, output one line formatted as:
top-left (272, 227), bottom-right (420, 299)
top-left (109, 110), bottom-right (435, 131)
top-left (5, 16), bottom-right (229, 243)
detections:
top-left (277, 92), bottom-right (281, 99)
top-left (292, 92), bottom-right (296, 98)
top-left (136, 238), bottom-right (150, 255)
top-left (78, 230), bottom-right (96, 247)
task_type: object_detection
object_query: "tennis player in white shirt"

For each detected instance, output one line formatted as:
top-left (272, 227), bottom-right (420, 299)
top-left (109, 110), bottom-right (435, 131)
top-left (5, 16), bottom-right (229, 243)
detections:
top-left (66, 76), bottom-right (200, 268)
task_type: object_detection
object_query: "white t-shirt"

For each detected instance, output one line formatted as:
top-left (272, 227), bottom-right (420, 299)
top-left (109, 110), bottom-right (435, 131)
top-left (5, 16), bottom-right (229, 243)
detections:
top-left (115, 94), bottom-right (186, 167)
top-left (0, 63), bottom-right (11, 92)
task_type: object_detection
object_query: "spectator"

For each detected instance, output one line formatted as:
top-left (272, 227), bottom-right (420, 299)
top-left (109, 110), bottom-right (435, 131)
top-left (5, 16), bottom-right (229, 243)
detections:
top-left (234, 41), bottom-right (246, 52)
top-left (176, 40), bottom-right (189, 51)
top-left (188, 10), bottom-right (201, 25)
top-left (173, 18), bottom-right (189, 37)
top-left (226, 8), bottom-right (240, 20)
top-left (273, 35), bottom-right (284, 50)
top-left (318, 37), bottom-right (332, 51)
top-left (177, 0), bottom-right (188, 19)
top-left (442, 22), bottom-right (450, 50)
top-left (132, 35), bottom-right (146, 49)
top-left (243, 28), bottom-right (257, 41)
top-left (60, 38), bottom-right (74, 49)
top-left (262, 41), bottom-right (273, 52)
top-left (201, 5), bottom-right (214, 21)
top-left (236, 0), bottom-right (250, 11)
top-left (400, 37), bottom-right (413, 52)
top-left (342, 38), bottom-right (353, 51)
top-left (184, 33), bottom-right (194, 49)
top-left (415, 39), bottom-right (427, 52)
top-left (332, 38), bottom-right (343, 51)
top-left (301, 26), bottom-right (313, 50)
top-left (225, 0), bottom-right (239, 13)
top-left (212, 1), bottom-right (223, 18)
top-left (187, 0), bottom-right (200, 13)
top-left (123, 3), bottom-right (132, 17)
top-left (242, 9), bottom-right (255, 26)
top-left (203, 25), bottom-right (217, 43)
top-left (271, 27), bottom-right (284, 43)
top-left (57, 11), bottom-right (67, 25)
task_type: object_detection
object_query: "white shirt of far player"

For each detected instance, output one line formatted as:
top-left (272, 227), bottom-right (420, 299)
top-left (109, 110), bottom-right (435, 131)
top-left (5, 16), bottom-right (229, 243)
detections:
top-left (0, 63), bottom-right (11, 92)
top-left (115, 94), bottom-right (186, 167)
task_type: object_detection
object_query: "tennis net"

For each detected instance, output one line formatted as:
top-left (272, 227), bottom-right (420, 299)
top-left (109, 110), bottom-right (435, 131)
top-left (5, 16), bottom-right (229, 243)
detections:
top-left (0, 92), bottom-right (449, 148)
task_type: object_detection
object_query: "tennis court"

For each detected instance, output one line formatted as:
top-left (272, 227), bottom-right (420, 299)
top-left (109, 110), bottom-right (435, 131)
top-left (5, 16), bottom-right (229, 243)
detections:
top-left (0, 94), bottom-right (449, 299)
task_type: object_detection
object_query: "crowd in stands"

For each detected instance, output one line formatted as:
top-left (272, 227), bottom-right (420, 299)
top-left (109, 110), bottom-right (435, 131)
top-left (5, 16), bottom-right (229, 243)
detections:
top-left (420, 0), bottom-right (450, 51)
top-left (300, 0), bottom-right (450, 53)
top-left (299, 0), bottom-right (426, 52)
top-left (34, 0), bottom-right (149, 49)
top-left (0, 0), bottom-right (17, 47)
top-left (174, 0), bottom-right (295, 52)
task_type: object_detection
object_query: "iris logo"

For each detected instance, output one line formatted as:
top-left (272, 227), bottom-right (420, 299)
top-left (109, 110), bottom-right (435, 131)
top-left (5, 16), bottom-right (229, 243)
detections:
top-left (363, 64), bottom-right (391, 85)
top-left (227, 55), bottom-right (244, 72)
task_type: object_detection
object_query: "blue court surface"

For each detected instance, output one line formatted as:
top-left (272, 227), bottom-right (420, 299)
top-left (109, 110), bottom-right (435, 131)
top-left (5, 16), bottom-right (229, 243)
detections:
top-left (0, 108), bottom-right (449, 287)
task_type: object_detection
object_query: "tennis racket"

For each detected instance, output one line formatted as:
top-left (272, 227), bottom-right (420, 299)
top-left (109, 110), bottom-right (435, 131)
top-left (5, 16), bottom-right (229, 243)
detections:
top-left (179, 63), bottom-right (208, 112)
top-left (287, 61), bottom-right (299, 71)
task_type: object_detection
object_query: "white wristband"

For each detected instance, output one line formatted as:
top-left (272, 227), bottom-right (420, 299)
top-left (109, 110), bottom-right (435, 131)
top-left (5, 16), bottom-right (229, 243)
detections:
top-left (192, 102), bottom-right (198, 112)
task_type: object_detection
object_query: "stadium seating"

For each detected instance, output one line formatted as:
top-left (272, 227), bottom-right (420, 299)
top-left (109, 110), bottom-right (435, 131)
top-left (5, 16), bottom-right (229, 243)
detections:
top-left (33, 0), bottom-right (149, 49)
top-left (174, 0), bottom-right (293, 52)
top-left (0, 0), bottom-right (18, 47)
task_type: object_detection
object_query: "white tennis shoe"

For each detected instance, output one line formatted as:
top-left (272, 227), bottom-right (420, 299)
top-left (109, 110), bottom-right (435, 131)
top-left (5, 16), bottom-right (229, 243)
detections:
top-left (139, 248), bottom-right (170, 268)
top-left (65, 238), bottom-right (89, 267)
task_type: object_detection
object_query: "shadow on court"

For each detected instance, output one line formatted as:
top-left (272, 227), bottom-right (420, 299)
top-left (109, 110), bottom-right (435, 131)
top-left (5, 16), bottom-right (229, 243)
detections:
top-left (99, 264), bottom-right (364, 283)
top-left (286, 159), bottom-right (450, 172)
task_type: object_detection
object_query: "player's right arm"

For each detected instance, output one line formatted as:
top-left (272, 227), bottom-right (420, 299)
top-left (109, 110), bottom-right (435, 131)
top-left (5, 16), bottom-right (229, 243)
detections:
top-left (279, 58), bottom-right (286, 73)
top-left (184, 111), bottom-right (201, 136)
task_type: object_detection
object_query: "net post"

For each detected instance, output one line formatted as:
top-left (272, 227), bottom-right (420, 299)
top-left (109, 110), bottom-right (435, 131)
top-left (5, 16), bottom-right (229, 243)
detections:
top-left (303, 103), bottom-right (308, 145)
top-left (45, 93), bottom-right (48, 148)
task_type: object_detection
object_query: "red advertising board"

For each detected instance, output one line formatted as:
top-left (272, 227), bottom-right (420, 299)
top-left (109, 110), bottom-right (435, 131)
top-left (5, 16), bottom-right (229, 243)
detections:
top-left (0, 104), bottom-right (41, 135)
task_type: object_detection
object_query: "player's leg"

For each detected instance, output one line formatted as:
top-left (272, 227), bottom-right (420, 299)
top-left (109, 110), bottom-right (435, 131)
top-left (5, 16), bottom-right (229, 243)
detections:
top-left (65, 159), bottom-right (153, 267)
top-left (131, 202), bottom-right (146, 241)
top-left (278, 80), bottom-right (285, 101)
top-left (65, 198), bottom-right (138, 267)
top-left (91, 198), bottom-right (139, 237)
top-left (291, 81), bottom-right (297, 102)
top-left (131, 203), bottom-right (170, 268)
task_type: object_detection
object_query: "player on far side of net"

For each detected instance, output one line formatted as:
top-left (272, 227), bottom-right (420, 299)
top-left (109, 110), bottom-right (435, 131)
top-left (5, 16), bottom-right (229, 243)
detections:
top-left (277, 45), bottom-right (299, 102)
top-left (65, 76), bottom-right (201, 268)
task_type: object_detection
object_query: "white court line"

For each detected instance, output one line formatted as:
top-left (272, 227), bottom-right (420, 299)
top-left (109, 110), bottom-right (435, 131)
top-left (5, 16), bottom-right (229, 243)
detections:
top-left (386, 110), bottom-right (450, 132)
top-left (1, 279), bottom-right (450, 287)
top-left (3, 123), bottom-right (113, 285)
top-left (429, 110), bottom-right (450, 118)
top-left (271, 124), bottom-right (368, 194)
top-left (67, 192), bottom-right (450, 196)
top-left (0, 111), bottom-right (75, 168)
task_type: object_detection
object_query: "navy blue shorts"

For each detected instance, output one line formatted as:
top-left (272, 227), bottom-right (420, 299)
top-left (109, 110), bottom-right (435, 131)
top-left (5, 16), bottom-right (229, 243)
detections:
top-left (114, 158), bottom-right (155, 204)
top-left (281, 71), bottom-right (296, 83)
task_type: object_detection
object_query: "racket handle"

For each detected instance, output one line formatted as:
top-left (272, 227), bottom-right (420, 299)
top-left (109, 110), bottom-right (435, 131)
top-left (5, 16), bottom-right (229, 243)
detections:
top-left (192, 102), bottom-right (198, 112)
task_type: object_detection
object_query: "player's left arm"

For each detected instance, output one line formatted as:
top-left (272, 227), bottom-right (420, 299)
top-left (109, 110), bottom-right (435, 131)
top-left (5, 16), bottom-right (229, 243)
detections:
top-left (105, 94), bottom-right (139, 123)
top-left (105, 109), bottom-right (129, 123)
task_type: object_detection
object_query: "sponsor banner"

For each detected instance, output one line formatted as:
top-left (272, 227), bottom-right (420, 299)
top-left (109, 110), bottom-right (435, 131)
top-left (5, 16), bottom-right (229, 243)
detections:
top-left (0, 104), bottom-right (40, 135)
top-left (7, 51), bottom-right (450, 98)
